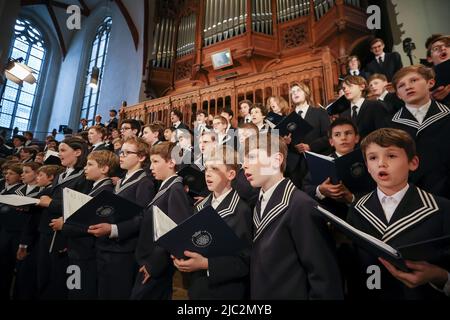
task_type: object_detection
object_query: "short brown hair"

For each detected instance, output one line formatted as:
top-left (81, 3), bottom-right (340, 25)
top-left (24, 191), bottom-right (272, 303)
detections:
top-left (88, 125), bottom-right (107, 139)
top-left (2, 160), bottom-right (20, 171)
top-left (360, 128), bottom-right (416, 161)
top-left (238, 122), bottom-right (258, 133)
top-left (370, 38), bottom-right (385, 47)
top-left (244, 133), bottom-right (288, 172)
top-left (392, 65), bottom-right (435, 90)
top-left (37, 165), bottom-right (64, 178)
top-left (123, 137), bottom-right (150, 161)
top-left (8, 163), bottom-right (23, 175)
top-left (367, 73), bottom-right (388, 84)
top-left (150, 141), bottom-right (177, 161)
top-left (22, 162), bottom-right (41, 172)
top-left (343, 75), bottom-right (368, 96)
top-left (196, 110), bottom-right (207, 117)
top-left (213, 115), bottom-right (228, 126)
top-left (426, 35), bottom-right (449, 50)
top-left (207, 145), bottom-right (239, 172)
top-left (238, 99), bottom-right (253, 109)
top-left (250, 103), bottom-right (269, 116)
top-left (142, 123), bottom-right (164, 140)
top-left (347, 55), bottom-right (361, 69)
top-left (87, 150), bottom-right (119, 177)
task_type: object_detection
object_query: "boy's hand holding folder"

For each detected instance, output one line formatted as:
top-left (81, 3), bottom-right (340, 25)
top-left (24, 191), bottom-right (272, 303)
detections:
top-left (153, 205), bottom-right (245, 260)
top-left (62, 188), bottom-right (143, 234)
top-left (305, 149), bottom-right (375, 194)
top-left (315, 205), bottom-right (450, 273)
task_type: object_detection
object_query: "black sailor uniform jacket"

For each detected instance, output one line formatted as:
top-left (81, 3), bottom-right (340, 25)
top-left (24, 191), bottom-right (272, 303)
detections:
top-left (188, 189), bottom-right (252, 300)
top-left (388, 101), bottom-right (450, 199)
top-left (250, 178), bottom-right (343, 300)
top-left (347, 185), bottom-right (450, 300)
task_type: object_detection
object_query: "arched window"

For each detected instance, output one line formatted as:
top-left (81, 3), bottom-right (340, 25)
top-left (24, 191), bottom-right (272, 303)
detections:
top-left (0, 18), bottom-right (46, 131)
top-left (79, 16), bottom-right (112, 125)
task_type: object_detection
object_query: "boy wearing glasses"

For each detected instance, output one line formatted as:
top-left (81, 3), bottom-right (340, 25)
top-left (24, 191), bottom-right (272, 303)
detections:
top-left (120, 119), bottom-right (141, 140)
top-left (88, 137), bottom-right (155, 299)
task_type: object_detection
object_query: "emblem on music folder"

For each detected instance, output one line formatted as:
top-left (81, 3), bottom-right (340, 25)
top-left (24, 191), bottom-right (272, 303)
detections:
top-left (350, 162), bottom-right (365, 178)
top-left (286, 122), bottom-right (297, 132)
top-left (96, 205), bottom-right (114, 218)
top-left (192, 230), bottom-right (212, 248)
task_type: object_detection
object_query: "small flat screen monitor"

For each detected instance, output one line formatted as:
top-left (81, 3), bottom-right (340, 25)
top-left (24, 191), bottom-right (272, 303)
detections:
top-left (211, 49), bottom-right (233, 70)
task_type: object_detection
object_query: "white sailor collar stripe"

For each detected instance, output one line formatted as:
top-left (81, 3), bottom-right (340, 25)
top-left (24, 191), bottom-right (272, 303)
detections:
top-left (253, 179), bottom-right (295, 241)
top-left (392, 102), bottom-right (450, 135)
top-left (354, 187), bottom-right (439, 243)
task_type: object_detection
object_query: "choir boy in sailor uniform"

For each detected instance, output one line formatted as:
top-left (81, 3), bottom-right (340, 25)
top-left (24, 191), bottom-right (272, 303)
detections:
top-left (174, 146), bottom-right (252, 299)
top-left (51, 150), bottom-right (118, 299)
top-left (36, 137), bottom-right (92, 299)
top-left (132, 141), bottom-right (191, 300)
top-left (11, 162), bottom-right (42, 299)
top-left (0, 163), bottom-right (24, 298)
top-left (348, 128), bottom-right (450, 299)
top-left (88, 137), bottom-right (155, 299)
top-left (388, 65), bottom-right (450, 199)
top-left (17, 165), bottom-right (62, 299)
top-left (88, 126), bottom-right (113, 152)
top-left (232, 123), bottom-right (260, 210)
top-left (243, 133), bottom-right (343, 299)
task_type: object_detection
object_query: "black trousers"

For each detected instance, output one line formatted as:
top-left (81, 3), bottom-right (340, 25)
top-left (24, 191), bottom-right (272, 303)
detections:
top-left (37, 232), bottom-right (68, 300)
top-left (0, 229), bottom-right (21, 299)
top-left (130, 271), bottom-right (173, 300)
top-left (14, 243), bottom-right (38, 300)
top-left (97, 250), bottom-right (137, 300)
top-left (67, 257), bottom-right (98, 300)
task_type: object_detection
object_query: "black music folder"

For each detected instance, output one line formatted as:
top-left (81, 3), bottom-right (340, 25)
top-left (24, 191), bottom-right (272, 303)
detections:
top-left (305, 149), bottom-right (375, 193)
top-left (266, 112), bottom-right (284, 126)
top-left (153, 205), bottom-right (245, 259)
top-left (433, 59), bottom-right (450, 89)
top-left (178, 165), bottom-right (207, 197)
top-left (64, 190), bottom-right (143, 228)
top-left (316, 206), bottom-right (450, 272)
top-left (275, 111), bottom-right (313, 145)
top-left (326, 95), bottom-right (351, 115)
top-left (43, 150), bottom-right (61, 165)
